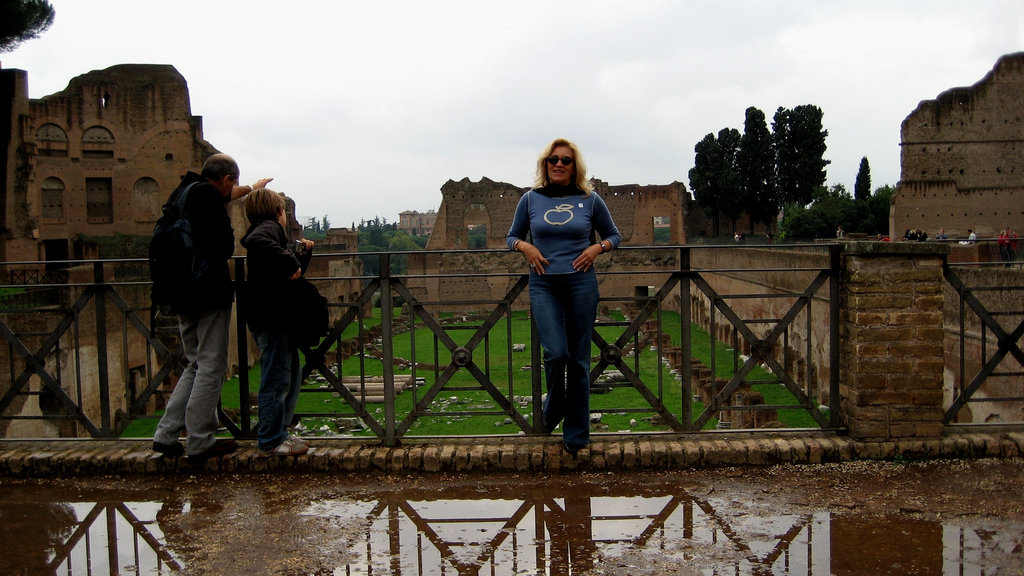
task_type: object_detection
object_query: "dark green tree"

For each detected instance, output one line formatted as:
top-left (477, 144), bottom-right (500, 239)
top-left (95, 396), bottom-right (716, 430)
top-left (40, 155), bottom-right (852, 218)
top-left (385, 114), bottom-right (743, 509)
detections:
top-left (772, 105), bottom-right (830, 207)
top-left (688, 128), bottom-right (742, 237)
top-left (737, 106), bottom-right (776, 231)
top-left (467, 224), bottom-right (487, 249)
top-left (689, 133), bottom-right (721, 234)
top-left (854, 157), bottom-right (871, 201)
top-left (0, 0), bottom-right (55, 52)
top-left (864, 184), bottom-right (895, 235)
top-left (303, 216), bottom-right (328, 241)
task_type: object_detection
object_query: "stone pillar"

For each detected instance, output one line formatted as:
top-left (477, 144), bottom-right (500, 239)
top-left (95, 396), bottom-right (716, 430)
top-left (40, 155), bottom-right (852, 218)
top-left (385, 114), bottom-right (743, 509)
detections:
top-left (839, 242), bottom-right (947, 441)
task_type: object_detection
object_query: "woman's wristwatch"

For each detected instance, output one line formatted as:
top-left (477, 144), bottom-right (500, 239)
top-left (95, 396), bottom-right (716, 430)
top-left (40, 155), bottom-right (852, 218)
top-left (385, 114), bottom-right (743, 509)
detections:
top-left (600, 241), bottom-right (610, 253)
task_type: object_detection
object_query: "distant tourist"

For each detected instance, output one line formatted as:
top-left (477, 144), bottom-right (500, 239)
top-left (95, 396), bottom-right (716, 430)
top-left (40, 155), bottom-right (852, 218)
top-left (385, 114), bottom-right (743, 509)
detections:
top-left (936, 229), bottom-right (947, 240)
top-left (836, 226), bottom-right (844, 239)
top-left (506, 138), bottom-right (621, 457)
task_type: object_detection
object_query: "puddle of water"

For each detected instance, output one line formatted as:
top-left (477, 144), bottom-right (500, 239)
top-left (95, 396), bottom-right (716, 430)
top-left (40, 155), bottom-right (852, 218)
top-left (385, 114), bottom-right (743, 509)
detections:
top-left (0, 471), bottom-right (1021, 575)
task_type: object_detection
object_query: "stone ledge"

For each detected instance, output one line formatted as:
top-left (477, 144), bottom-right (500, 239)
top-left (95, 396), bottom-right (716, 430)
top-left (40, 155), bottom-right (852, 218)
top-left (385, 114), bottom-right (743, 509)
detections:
top-left (1, 431), bottom-right (1021, 478)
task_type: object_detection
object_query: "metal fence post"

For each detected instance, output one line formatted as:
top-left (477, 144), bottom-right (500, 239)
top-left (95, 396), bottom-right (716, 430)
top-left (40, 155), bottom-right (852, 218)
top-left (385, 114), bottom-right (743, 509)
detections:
top-left (93, 261), bottom-right (112, 436)
top-left (379, 252), bottom-right (397, 446)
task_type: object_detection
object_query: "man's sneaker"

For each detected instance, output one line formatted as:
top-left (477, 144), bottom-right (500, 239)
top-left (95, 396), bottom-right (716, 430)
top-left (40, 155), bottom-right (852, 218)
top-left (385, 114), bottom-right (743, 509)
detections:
top-left (153, 440), bottom-right (184, 457)
top-left (289, 435), bottom-right (309, 449)
top-left (258, 437), bottom-right (309, 458)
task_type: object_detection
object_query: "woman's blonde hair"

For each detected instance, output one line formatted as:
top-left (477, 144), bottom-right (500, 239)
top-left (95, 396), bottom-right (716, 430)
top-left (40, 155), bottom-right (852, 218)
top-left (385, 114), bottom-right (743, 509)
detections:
top-left (244, 188), bottom-right (285, 223)
top-left (533, 138), bottom-right (593, 194)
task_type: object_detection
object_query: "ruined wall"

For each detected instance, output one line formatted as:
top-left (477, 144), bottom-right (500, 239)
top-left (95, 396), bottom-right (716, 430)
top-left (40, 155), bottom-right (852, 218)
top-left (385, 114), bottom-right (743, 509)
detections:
top-left (894, 52), bottom-right (1024, 239)
top-left (414, 176), bottom-right (691, 308)
top-left (5, 64), bottom-right (219, 263)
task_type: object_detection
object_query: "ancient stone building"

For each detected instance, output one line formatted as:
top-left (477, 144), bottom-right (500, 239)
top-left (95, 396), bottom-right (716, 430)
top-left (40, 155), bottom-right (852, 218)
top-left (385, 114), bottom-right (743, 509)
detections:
top-left (1, 63), bottom-right (220, 264)
top-left (0, 64), bottom-right (362, 438)
top-left (893, 52), bottom-right (1024, 240)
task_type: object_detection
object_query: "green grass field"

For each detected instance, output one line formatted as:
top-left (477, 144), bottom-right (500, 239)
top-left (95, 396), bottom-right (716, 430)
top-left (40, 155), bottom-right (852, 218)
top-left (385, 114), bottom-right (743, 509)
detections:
top-left (122, 308), bottom-right (821, 438)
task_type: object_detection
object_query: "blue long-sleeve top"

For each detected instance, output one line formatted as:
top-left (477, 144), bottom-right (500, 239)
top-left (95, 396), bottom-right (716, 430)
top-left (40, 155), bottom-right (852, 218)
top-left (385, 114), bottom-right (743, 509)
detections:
top-left (506, 185), bottom-right (621, 275)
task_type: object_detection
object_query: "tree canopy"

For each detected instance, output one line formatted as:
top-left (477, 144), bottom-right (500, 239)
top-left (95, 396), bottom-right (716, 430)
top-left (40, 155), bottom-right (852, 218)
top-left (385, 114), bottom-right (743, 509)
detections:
top-left (0, 0), bottom-right (55, 53)
top-left (688, 129), bottom-right (742, 236)
top-left (772, 105), bottom-right (830, 207)
top-left (854, 157), bottom-right (871, 201)
top-left (737, 106), bottom-right (775, 230)
top-left (690, 104), bottom-right (831, 237)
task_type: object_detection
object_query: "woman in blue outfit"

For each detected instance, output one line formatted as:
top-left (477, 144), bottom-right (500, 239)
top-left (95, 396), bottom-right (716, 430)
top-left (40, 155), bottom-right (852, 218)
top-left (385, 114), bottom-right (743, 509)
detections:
top-left (506, 138), bottom-right (621, 455)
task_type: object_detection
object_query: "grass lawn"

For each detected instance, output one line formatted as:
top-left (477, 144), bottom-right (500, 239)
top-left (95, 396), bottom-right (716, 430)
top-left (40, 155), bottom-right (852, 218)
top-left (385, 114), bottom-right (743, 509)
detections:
top-left (121, 308), bottom-right (822, 438)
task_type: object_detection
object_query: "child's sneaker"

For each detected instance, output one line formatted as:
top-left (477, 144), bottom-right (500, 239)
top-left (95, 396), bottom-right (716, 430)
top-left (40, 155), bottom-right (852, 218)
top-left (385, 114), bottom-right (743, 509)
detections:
top-left (258, 437), bottom-right (308, 458)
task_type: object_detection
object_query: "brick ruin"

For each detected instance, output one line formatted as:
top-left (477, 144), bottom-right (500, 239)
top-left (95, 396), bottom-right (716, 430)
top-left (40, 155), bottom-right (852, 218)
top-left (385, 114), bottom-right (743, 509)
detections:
top-left (0, 64), bottom-right (362, 437)
top-left (893, 51), bottom-right (1024, 240)
top-left (409, 176), bottom-right (697, 306)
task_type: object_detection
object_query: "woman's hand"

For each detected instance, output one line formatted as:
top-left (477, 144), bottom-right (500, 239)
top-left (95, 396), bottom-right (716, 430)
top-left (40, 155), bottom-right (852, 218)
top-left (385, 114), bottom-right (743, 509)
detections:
top-left (516, 240), bottom-right (550, 275)
top-left (572, 244), bottom-right (603, 272)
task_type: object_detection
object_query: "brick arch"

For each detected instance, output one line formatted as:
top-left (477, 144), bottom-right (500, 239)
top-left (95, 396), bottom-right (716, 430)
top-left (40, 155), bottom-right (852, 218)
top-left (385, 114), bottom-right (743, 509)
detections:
top-left (40, 177), bottom-right (66, 221)
top-left (82, 125), bottom-right (115, 159)
top-left (36, 123), bottom-right (68, 157)
top-left (132, 177), bottom-right (161, 223)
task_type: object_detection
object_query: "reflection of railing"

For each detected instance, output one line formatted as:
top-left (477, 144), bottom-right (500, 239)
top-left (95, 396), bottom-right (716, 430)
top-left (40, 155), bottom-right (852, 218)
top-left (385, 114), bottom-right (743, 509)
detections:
top-left (4, 478), bottom-right (1018, 575)
top-left (1, 500), bottom-right (182, 575)
top-left (334, 480), bottom-right (1023, 575)
top-left (336, 483), bottom-right (824, 575)
top-left (0, 246), bottom-right (841, 442)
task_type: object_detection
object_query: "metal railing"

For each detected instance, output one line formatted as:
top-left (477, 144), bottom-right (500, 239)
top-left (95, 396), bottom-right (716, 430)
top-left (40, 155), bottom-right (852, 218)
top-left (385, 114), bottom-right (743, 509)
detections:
top-left (0, 245), bottom-right (842, 443)
top-left (942, 251), bottom-right (1024, 425)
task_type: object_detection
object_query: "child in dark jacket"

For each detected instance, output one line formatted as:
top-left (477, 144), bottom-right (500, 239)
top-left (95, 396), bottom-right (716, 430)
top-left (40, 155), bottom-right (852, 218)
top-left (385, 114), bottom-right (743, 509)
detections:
top-left (241, 188), bottom-right (314, 457)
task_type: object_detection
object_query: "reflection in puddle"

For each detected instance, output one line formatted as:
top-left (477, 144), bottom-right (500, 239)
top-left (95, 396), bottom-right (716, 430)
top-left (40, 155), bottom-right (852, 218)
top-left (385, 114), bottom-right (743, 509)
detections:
top-left (1, 477), bottom-right (1021, 575)
top-left (0, 499), bottom-right (180, 575)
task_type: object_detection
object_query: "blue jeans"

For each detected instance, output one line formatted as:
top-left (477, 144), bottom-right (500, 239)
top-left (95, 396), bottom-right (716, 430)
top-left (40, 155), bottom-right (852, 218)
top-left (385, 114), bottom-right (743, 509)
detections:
top-left (529, 270), bottom-right (599, 450)
top-left (254, 330), bottom-right (302, 451)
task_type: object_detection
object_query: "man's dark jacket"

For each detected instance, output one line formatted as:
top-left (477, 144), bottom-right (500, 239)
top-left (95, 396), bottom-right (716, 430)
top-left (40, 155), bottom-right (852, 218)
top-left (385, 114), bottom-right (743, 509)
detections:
top-left (170, 171), bottom-right (236, 315)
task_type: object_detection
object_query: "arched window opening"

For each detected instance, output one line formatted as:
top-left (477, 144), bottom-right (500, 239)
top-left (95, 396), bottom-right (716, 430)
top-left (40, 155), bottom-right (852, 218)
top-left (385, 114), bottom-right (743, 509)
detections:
top-left (82, 126), bottom-right (115, 159)
top-left (40, 177), bottom-right (65, 221)
top-left (35, 123), bottom-right (68, 157)
top-left (132, 177), bottom-right (162, 223)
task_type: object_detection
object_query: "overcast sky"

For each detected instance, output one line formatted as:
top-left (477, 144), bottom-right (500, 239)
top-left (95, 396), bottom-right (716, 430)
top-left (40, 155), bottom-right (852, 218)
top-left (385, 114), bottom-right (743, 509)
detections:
top-left (3, 1), bottom-right (1023, 227)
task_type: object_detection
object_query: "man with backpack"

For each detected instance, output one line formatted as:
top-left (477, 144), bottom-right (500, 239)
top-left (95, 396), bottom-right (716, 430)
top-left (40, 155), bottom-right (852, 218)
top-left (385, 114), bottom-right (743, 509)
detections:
top-left (151, 154), bottom-right (272, 463)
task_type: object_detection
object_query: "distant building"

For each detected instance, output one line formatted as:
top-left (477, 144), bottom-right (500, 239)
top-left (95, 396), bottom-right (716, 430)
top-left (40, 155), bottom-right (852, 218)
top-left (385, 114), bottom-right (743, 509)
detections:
top-left (398, 209), bottom-right (437, 237)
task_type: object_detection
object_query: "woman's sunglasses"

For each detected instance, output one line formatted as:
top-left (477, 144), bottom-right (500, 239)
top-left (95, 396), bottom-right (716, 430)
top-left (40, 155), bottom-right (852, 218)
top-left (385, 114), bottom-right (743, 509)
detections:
top-left (546, 156), bottom-right (574, 166)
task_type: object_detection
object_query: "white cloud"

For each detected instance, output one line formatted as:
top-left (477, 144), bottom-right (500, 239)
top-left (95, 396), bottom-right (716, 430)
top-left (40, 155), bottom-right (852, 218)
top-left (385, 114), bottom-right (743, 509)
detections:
top-left (5, 0), bottom-right (1024, 225)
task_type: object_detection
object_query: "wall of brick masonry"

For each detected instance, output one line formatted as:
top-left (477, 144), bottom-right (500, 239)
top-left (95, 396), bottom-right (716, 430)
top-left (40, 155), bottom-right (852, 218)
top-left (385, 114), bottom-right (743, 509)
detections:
top-left (1, 432), bottom-right (1022, 477)
top-left (893, 52), bottom-right (1024, 240)
top-left (839, 242), bottom-right (947, 441)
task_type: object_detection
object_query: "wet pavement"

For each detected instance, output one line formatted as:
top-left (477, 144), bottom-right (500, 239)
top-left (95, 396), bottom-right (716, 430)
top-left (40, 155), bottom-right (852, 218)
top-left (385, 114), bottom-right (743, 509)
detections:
top-left (1, 458), bottom-right (1022, 575)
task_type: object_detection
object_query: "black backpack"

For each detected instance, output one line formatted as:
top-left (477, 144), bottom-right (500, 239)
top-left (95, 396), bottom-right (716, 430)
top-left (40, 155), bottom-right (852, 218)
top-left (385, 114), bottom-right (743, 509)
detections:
top-left (149, 182), bottom-right (199, 308)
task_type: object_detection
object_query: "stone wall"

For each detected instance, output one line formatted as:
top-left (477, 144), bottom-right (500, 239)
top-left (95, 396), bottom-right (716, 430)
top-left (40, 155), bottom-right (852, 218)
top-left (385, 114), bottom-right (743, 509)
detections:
top-left (7, 64), bottom-right (220, 263)
top-left (894, 52), bottom-right (1024, 239)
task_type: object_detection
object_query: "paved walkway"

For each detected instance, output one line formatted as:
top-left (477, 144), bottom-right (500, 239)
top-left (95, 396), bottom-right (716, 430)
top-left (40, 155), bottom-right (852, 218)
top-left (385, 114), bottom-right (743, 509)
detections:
top-left (2, 430), bottom-right (1023, 477)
